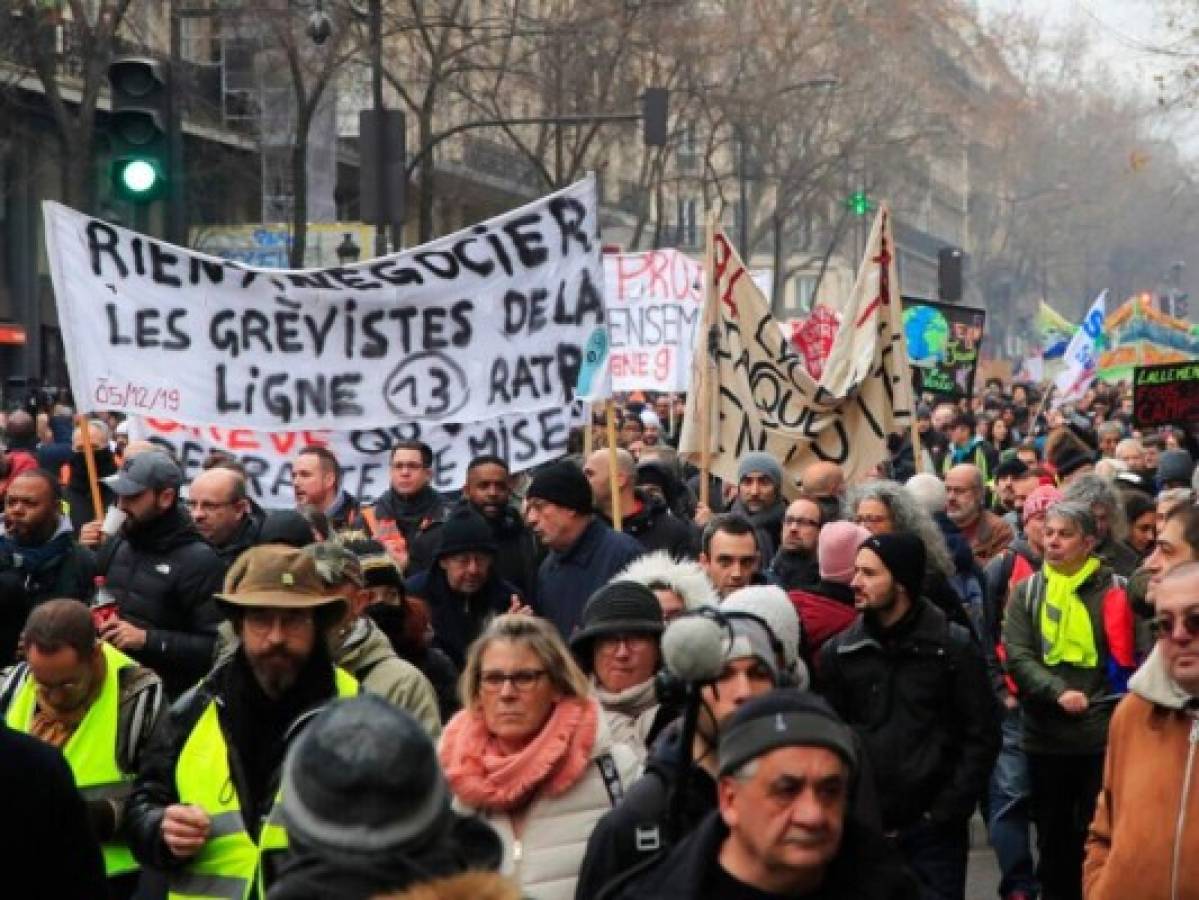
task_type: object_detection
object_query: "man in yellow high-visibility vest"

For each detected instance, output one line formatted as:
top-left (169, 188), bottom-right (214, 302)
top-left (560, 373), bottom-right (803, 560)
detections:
top-left (0, 598), bottom-right (164, 900)
top-left (125, 545), bottom-right (357, 900)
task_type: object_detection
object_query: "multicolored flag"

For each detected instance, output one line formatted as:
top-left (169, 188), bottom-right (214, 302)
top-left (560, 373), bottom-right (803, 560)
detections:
top-left (1039, 301), bottom-right (1075, 359)
top-left (1052, 291), bottom-right (1107, 408)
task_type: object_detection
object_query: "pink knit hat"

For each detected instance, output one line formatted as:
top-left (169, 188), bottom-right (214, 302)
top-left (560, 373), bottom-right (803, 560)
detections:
top-left (818, 522), bottom-right (873, 584)
top-left (1023, 485), bottom-right (1063, 522)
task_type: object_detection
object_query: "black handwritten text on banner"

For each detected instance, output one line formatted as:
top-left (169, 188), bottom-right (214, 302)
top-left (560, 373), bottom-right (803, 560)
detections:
top-left (45, 178), bottom-right (604, 430)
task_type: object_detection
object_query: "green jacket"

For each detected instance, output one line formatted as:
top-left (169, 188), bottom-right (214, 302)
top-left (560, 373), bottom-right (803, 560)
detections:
top-left (1002, 562), bottom-right (1124, 755)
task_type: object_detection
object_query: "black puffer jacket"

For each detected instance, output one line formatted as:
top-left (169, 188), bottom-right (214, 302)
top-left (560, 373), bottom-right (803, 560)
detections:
top-left (373, 485), bottom-right (449, 574)
top-left (99, 504), bottom-right (226, 698)
top-left (817, 599), bottom-right (999, 831)
top-left (603, 490), bottom-right (697, 559)
top-left (601, 811), bottom-right (917, 900)
top-left (576, 722), bottom-right (716, 900)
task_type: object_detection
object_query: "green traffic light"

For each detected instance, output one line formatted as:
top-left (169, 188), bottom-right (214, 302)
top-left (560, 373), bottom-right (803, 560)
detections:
top-left (846, 190), bottom-right (871, 216)
top-left (122, 159), bottom-right (158, 194)
top-left (111, 156), bottom-right (164, 202)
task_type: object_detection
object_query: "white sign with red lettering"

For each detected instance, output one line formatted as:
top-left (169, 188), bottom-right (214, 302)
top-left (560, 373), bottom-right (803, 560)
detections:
top-left (133, 401), bottom-right (585, 508)
top-left (603, 249), bottom-right (702, 391)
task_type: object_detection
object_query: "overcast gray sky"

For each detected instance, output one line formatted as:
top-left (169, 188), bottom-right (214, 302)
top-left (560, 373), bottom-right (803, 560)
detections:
top-left (978, 0), bottom-right (1176, 90)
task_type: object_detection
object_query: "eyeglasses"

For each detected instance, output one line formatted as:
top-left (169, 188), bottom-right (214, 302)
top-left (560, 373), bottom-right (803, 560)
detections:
top-left (596, 634), bottom-right (656, 652)
top-left (853, 514), bottom-right (890, 526)
top-left (186, 499), bottom-right (236, 513)
top-left (243, 608), bottom-right (314, 634)
top-left (391, 461), bottom-right (425, 472)
top-left (783, 516), bottom-right (820, 528)
top-left (1150, 610), bottom-right (1199, 641)
top-left (479, 668), bottom-right (547, 692)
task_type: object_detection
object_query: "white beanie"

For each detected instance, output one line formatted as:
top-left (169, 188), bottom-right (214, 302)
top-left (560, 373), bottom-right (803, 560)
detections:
top-left (722, 585), bottom-right (809, 689)
top-left (640, 409), bottom-right (662, 429)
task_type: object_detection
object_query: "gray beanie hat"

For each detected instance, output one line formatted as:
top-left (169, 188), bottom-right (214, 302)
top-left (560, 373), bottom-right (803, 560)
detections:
top-left (736, 452), bottom-right (783, 490)
top-left (719, 689), bottom-right (858, 777)
top-left (723, 613), bottom-right (782, 684)
top-left (1159, 450), bottom-right (1194, 486)
top-left (281, 695), bottom-right (452, 855)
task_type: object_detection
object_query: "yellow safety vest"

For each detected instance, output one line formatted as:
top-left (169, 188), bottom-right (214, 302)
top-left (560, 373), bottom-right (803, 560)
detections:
top-left (167, 668), bottom-right (358, 900)
top-left (5, 641), bottom-right (140, 877)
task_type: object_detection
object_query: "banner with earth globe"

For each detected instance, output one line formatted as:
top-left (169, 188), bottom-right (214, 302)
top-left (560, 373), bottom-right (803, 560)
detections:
top-left (901, 296), bottom-right (986, 398)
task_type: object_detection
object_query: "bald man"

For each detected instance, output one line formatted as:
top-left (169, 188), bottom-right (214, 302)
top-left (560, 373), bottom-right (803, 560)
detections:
top-left (800, 461), bottom-right (845, 502)
top-left (186, 468), bottom-right (262, 566)
top-left (584, 448), bottom-right (696, 557)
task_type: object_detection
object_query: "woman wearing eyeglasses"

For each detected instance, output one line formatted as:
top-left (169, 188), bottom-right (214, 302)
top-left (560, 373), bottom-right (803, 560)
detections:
top-left (438, 614), bottom-right (641, 900)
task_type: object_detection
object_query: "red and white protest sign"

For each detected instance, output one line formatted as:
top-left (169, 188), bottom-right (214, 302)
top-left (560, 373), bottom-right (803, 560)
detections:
top-left (603, 249), bottom-right (702, 391)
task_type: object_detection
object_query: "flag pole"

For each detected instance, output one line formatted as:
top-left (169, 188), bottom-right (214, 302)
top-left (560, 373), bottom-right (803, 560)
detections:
top-left (76, 414), bottom-right (105, 523)
top-left (605, 401), bottom-right (622, 530)
top-left (698, 210), bottom-right (718, 510)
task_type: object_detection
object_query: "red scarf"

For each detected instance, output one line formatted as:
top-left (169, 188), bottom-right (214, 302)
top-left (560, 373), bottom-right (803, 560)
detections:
top-left (439, 696), bottom-right (598, 812)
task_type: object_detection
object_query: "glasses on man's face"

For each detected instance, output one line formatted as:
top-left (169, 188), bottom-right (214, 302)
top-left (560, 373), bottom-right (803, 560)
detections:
top-left (185, 499), bottom-right (236, 513)
top-left (391, 461), bottom-right (424, 472)
top-left (479, 668), bottom-right (547, 692)
top-left (243, 608), bottom-right (313, 635)
top-left (1150, 610), bottom-right (1199, 641)
top-left (783, 516), bottom-right (820, 529)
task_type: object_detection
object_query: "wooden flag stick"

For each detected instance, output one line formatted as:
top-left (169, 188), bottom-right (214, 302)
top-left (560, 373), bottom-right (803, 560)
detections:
top-left (605, 401), bottom-right (622, 530)
top-left (698, 210), bottom-right (718, 510)
top-left (76, 414), bottom-right (105, 522)
top-left (583, 402), bottom-right (593, 458)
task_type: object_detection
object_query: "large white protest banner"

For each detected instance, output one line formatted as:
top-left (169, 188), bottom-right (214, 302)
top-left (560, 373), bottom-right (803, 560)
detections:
top-left (45, 177), bottom-right (605, 430)
top-left (679, 206), bottom-right (913, 489)
top-left (133, 400), bottom-right (586, 508)
top-left (603, 249), bottom-right (702, 391)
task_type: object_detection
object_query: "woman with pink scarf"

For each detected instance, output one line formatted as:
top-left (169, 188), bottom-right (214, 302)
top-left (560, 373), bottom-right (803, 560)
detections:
top-left (439, 614), bottom-right (641, 900)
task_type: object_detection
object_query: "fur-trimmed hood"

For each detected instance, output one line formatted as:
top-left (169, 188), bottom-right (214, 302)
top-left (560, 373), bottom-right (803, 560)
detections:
top-left (374, 872), bottom-right (521, 900)
top-left (616, 550), bottom-right (718, 611)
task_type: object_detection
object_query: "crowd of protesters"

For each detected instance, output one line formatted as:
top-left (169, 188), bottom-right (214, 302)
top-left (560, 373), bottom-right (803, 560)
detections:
top-left (0, 376), bottom-right (1196, 900)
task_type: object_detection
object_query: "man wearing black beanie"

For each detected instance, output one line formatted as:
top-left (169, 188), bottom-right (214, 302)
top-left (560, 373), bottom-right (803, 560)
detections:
top-left (817, 532), bottom-right (999, 900)
top-left (523, 460), bottom-right (643, 637)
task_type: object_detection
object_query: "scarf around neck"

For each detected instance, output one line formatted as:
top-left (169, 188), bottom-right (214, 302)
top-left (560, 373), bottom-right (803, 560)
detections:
top-left (593, 676), bottom-right (658, 720)
top-left (439, 696), bottom-right (598, 812)
top-left (1040, 557), bottom-right (1101, 667)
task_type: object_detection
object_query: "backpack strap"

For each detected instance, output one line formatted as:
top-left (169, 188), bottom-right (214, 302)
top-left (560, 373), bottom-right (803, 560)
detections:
top-left (595, 751), bottom-right (624, 807)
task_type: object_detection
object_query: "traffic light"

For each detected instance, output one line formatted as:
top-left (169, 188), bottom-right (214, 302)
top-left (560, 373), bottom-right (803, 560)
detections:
top-left (938, 246), bottom-right (964, 302)
top-left (107, 56), bottom-right (170, 203)
top-left (642, 88), bottom-right (669, 147)
top-left (846, 190), bottom-right (872, 216)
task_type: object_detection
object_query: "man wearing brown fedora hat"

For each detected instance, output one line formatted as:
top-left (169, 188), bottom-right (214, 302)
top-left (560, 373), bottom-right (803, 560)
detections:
top-left (125, 545), bottom-right (359, 900)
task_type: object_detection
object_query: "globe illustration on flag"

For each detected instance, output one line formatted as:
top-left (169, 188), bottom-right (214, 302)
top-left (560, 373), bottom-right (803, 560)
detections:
top-left (904, 305), bottom-right (949, 367)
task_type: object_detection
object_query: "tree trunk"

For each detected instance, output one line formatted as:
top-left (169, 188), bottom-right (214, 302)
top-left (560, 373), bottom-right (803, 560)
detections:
top-left (289, 119), bottom-right (310, 268)
top-left (771, 213), bottom-right (785, 314)
top-left (417, 106), bottom-right (436, 244)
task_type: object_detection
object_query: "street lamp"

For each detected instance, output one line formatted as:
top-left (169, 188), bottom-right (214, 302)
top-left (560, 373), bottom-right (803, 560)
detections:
top-left (306, 0), bottom-right (391, 258)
